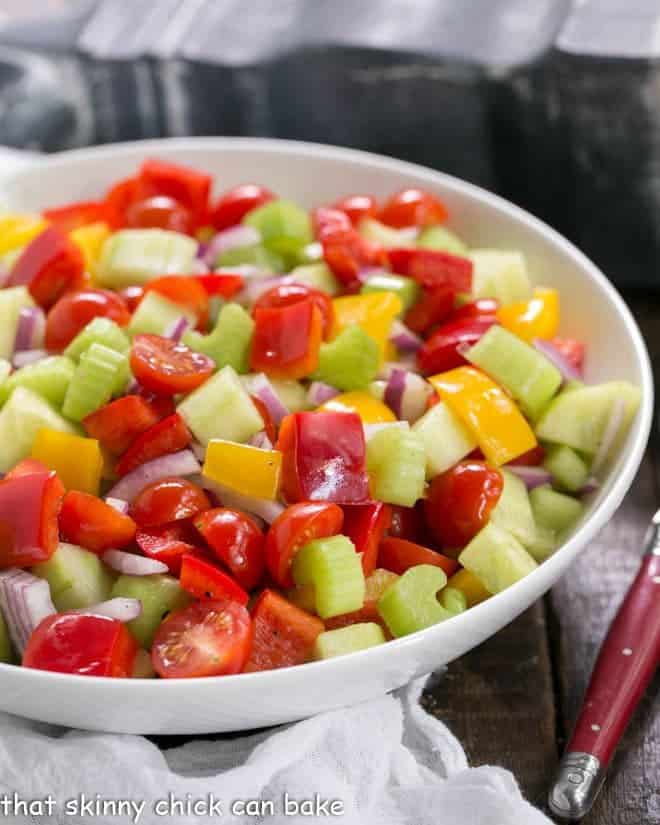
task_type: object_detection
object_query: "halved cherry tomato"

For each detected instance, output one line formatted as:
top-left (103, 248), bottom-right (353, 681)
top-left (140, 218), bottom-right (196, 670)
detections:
top-left (253, 283), bottom-right (334, 339)
top-left (416, 317), bottom-right (497, 375)
top-left (332, 194), bottom-right (378, 226)
top-left (551, 336), bottom-right (585, 373)
top-left (249, 395), bottom-right (277, 443)
top-left (24, 613), bottom-right (137, 677)
top-left (179, 554), bottom-right (249, 605)
top-left (136, 159), bottom-right (212, 228)
top-left (125, 196), bottom-right (193, 234)
top-left (136, 521), bottom-right (200, 575)
top-left (0, 470), bottom-right (64, 568)
top-left (59, 490), bottom-right (136, 554)
top-left (378, 537), bottom-right (458, 577)
top-left (45, 288), bottom-right (131, 351)
top-left (342, 502), bottom-right (392, 576)
top-left (151, 599), bottom-right (252, 678)
top-left (130, 334), bottom-right (215, 396)
top-left (116, 413), bottom-right (192, 477)
top-left (404, 284), bottom-right (455, 334)
top-left (321, 226), bottom-right (388, 289)
top-left (378, 188), bottom-right (448, 228)
top-left (388, 503), bottom-right (429, 544)
top-left (8, 226), bottom-right (85, 309)
top-left (143, 275), bottom-right (209, 330)
top-left (82, 394), bottom-right (163, 455)
top-left (118, 285), bottom-right (145, 313)
top-left (250, 299), bottom-right (323, 380)
top-left (195, 273), bottom-right (244, 299)
top-left (210, 184), bottom-right (275, 230)
top-left (388, 247), bottom-right (472, 293)
top-left (311, 206), bottom-right (352, 239)
top-left (449, 298), bottom-right (499, 324)
top-left (43, 200), bottom-right (107, 233)
top-left (507, 445), bottom-right (547, 467)
top-left (130, 478), bottom-right (210, 528)
top-left (265, 501), bottom-right (344, 588)
top-left (194, 508), bottom-right (265, 591)
top-left (424, 461), bottom-right (504, 553)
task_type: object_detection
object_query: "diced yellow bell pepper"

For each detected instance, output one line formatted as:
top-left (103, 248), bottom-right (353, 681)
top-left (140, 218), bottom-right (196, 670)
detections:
top-left (497, 287), bottom-right (559, 342)
top-left (203, 439), bottom-right (282, 500)
top-left (331, 292), bottom-right (402, 363)
top-left (0, 215), bottom-right (47, 256)
top-left (31, 428), bottom-right (104, 495)
top-left (71, 221), bottom-right (111, 278)
top-left (319, 391), bottom-right (396, 423)
top-left (447, 568), bottom-right (490, 608)
top-left (429, 366), bottom-right (537, 465)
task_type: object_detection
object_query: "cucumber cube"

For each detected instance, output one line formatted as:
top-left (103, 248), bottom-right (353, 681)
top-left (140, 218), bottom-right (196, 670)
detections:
top-left (366, 426), bottom-right (426, 507)
top-left (0, 355), bottom-right (75, 407)
top-left (292, 535), bottom-right (365, 619)
top-left (469, 250), bottom-right (531, 303)
top-left (490, 468), bottom-right (536, 548)
top-left (288, 262), bottom-right (341, 296)
top-left (128, 291), bottom-right (196, 337)
top-left (417, 225), bottom-right (468, 255)
top-left (243, 200), bottom-right (312, 265)
top-left (412, 401), bottom-right (477, 478)
top-left (33, 542), bottom-right (114, 611)
top-left (358, 217), bottom-right (412, 249)
top-left (217, 244), bottom-right (284, 272)
top-left (111, 573), bottom-right (190, 649)
top-left (313, 623), bottom-right (386, 660)
top-left (313, 325), bottom-right (380, 391)
top-left (360, 272), bottom-right (420, 312)
top-left (459, 522), bottom-right (538, 594)
top-left (529, 485), bottom-right (583, 534)
top-left (543, 444), bottom-right (589, 492)
top-left (64, 317), bottom-right (130, 361)
top-left (184, 302), bottom-right (254, 374)
top-left (526, 525), bottom-right (558, 562)
top-left (0, 286), bottom-right (35, 360)
top-left (97, 229), bottom-right (197, 288)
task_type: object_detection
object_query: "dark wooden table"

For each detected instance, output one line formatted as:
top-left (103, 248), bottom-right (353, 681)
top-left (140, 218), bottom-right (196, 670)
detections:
top-left (425, 292), bottom-right (660, 823)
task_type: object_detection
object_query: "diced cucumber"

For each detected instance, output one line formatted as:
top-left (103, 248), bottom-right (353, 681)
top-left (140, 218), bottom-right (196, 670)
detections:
top-left (183, 302), bottom-right (254, 374)
top-left (358, 217), bottom-right (412, 249)
top-left (0, 386), bottom-right (77, 472)
top-left (0, 286), bottom-right (35, 360)
top-left (0, 355), bottom-right (75, 408)
top-left (465, 325), bottom-right (562, 420)
top-left (217, 244), bottom-right (284, 272)
top-left (366, 426), bottom-right (426, 507)
top-left (64, 317), bottom-right (130, 361)
top-left (377, 565), bottom-right (464, 638)
top-left (111, 573), bottom-right (190, 649)
top-left (313, 623), bottom-right (386, 660)
top-left (535, 381), bottom-right (641, 456)
top-left (243, 200), bottom-right (312, 266)
top-left (313, 325), bottom-right (380, 391)
top-left (529, 485), bottom-right (583, 534)
top-left (128, 291), bottom-right (196, 337)
top-left (292, 535), bottom-right (365, 619)
top-left (288, 262), bottom-right (341, 296)
top-left (526, 525), bottom-right (558, 562)
top-left (490, 468), bottom-right (537, 548)
top-left (268, 378), bottom-right (310, 412)
top-left (417, 225), bottom-right (468, 255)
top-left (469, 250), bottom-right (531, 303)
top-left (0, 608), bottom-right (12, 663)
top-left (459, 522), bottom-right (538, 594)
top-left (0, 360), bottom-right (9, 391)
top-left (543, 444), bottom-right (589, 493)
top-left (33, 542), bottom-right (114, 611)
top-left (62, 343), bottom-right (128, 422)
top-left (412, 400), bottom-right (477, 478)
top-left (177, 364), bottom-right (264, 445)
top-left (97, 229), bottom-right (198, 288)
top-left (360, 272), bottom-right (420, 312)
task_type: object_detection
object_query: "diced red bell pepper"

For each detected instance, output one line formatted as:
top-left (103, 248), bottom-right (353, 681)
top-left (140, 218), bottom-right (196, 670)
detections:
top-left (0, 470), bottom-right (64, 568)
top-left (82, 395), bottom-right (162, 455)
top-left (243, 589), bottom-right (324, 672)
top-left (135, 520), bottom-right (201, 575)
top-left (388, 503), bottom-right (429, 544)
top-left (103, 176), bottom-right (139, 229)
top-left (416, 317), bottom-right (497, 376)
top-left (59, 490), bottom-right (136, 554)
top-left (277, 411), bottom-right (370, 504)
top-left (135, 159), bottom-right (212, 228)
top-left (5, 458), bottom-right (50, 479)
top-left (179, 554), bottom-right (249, 605)
top-left (143, 275), bottom-right (209, 330)
top-left (378, 188), bottom-right (448, 228)
top-left (210, 184), bottom-right (275, 231)
top-left (388, 247), bottom-right (472, 293)
top-left (342, 502), bottom-right (392, 576)
top-left (321, 225), bottom-right (388, 289)
top-left (194, 273), bottom-right (244, 299)
top-left (115, 413), bottom-right (192, 477)
top-left (8, 226), bottom-right (86, 309)
top-left (250, 298), bottom-right (323, 380)
top-left (43, 201), bottom-right (107, 233)
top-left (378, 537), bottom-right (459, 577)
top-left (23, 613), bottom-right (137, 677)
top-left (449, 298), bottom-right (499, 324)
top-left (404, 284), bottom-right (455, 334)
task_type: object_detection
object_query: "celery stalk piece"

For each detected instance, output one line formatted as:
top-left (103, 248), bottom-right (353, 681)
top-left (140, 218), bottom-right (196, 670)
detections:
top-left (111, 574), bottom-right (190, 649)
top-left (469, 250), bottom-right (531, 303)
top-left (438, 587), bottom-right (468, 614)
top-left (184, 302), bottom-right (254, 374)
top-left (313, 623), bottom-right (386, 660)
top-left (459, 522), bottom-right (538, 595)
top-left (177, 364), bottom-right (264, 446)
top-left (217, 244), bottom-right (284, 272)
top-left (243, 200), bottom-right (312, 266)
top-left (417, 225), bottom-right (468, 254)
top-left (64, 317), bottom-right (130, 361)
top-left (543, 444), bottom-right (589, 492)
top-left (412, 400), bottom-right (477, 478)
top-left (366, 426), bottom-right (426, 507)
top-left (128, 291), bottom-right (196, 337)
top-left (0, 286), bottom-right (35, 360)
top-left (313, 325), bottom-right (379, 391)
top-left (529, 485), bottom-right (584, 534)
top-left (33, 542), bottom-right (114, 611)
top-left (62, 343), bottom-right (128, 422)
top-left (288, 262), bottom-right (341, 295)
top-left (0, 355), bottom-right (74, 407)
top-left (378, 565), bottom-right (465, 638)
top-left (490, 468), bottom-right (536, 549)
top-left (291, 535), bottom-right (365, 619)
top-left (97, 229), bottom-right (198, 288)
top-left (360, 272), bottom-right (420, 312)
top-left (358, 217), bottom-right (413, 249)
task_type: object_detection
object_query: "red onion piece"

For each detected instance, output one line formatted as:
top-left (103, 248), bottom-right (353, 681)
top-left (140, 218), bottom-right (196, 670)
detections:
top-left (202, 476), bottom-right (285, 524)
top-left (13, 306), bottom-right (45, 352)
top-left (508, 465), bottom-right (553, 490)
top-left (239, 274), bottom-right (289, 306)
top-left (248, 373), bottom-right (289, 425)
top-left (12, 349), bottom-right (47, 369)
top-left (203, 225), bottom-right (261, 267)
top-left (164, 316), bottom-right (192, 343)
top-left (389, 320), bottom-right (423, 353)
top-left (191, 256), bottom-right (210, 274)
top-left (72, 597), bottom-right (142, 622)
top-left (0, 569), bottom-right (55, 653)
top-left (249, 431), bottom-right (274, 450)
top-left (104, 496), bottom-right (130, 515)
top-left (580, 476), bottom-right (600, 495)
top-left (384, 367), bottom-right (407, 419)
top-left (107, 449), bottom-right (201, 502)
top-left (384, 367), bottom-right (432, 423)
top-left (307, 381), bottom-right (340, 406)
top-left (533, 338), bottom-right (582, 383)
top-left (591, 399), bottom-right (626, 475)
top-left (102, 550), bottom-right (169, 576)
top-left (191, 441), bottom-right (207, 462)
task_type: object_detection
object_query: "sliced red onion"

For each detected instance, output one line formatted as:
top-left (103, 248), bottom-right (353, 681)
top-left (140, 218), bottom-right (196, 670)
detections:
top-left (107, 449), bottom-right (201, 502)
top-left (164, 315), bottom-right (192, 342)
top-left (384, 367), bottom-right (407, 418)
top-left (202, 476), bottom-right (285, 524)
top-left (12, 349), bottom-right (47, 369)
top-left (591, 399), bottom-right (626, 475)
top-left (384, 368), bottom-right (432, 424)
top-left (533, 338), bottom-right (582, 383)
top-left (203, 225), bottom-right (261, 267)
top-left (389, 320), bottom-right (423, 353)
top-left (363, 421), bottom-right (410, 442)
top-left (249, 430), bottom-right (274, 450)
top-left (13, 306), bottom-right (45, 352)
top-left (104, 496), bottom-right (129, 515)
top-left (248, 373), bottom-right (289, 425)
top-left (102, 549), bottom-right (169, 576)
top-left (580, 476), bottom-right (600, 495)
top-left (191, 441), bottom-right (207, 462)
top-left (508, 465), bottom-right (553, 490)
top-left (307, 381), bottom-right (340, 406)
top-left (72, 597), bottom-right (142, 622)
top-left (191, 256), bottom-right (210, 273)
top-left (0, 569), bottom-right (55, 654)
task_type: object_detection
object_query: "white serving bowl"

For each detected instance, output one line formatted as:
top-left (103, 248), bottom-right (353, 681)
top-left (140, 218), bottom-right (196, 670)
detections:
top-left (0, 138), bottom-right (653, 734)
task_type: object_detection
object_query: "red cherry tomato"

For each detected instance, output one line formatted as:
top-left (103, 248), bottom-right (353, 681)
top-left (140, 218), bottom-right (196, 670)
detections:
top-left (388, 503), bottom-right (429, 544)
top-left (253, 282), bottom-right (334, 339)
top-left (321, 227), bottom-right (387, 289)
top-left (45, 288), bottom-right (131, 351)
top-left (341, 502), bottom-right (392, 576)
top-left (135, 521), bottom-right (201, 575)
top-left (449, 298), bottom-right (499, 324)
top-left (265, 501), bottom-right (344, 588)
top-left (378, 188), bottom-right (448, 228)
top-left (378, 537), bottom-right (458, 577)
top-left (210, 184), bottom-right (275, 230)
top-left (125, 195), bottom-right (194, 234)
top-left (194, 508), bottom-right (266, 591)
top-left (404, 285), bottom-right (455, 334)
top-left (151, 599), bottom-right (252, 678)
top-left (179, 554), bottom-right (249, 605)
top-left (136, 159), bottom-right (212, 228)
top-left (104, 176), bottom-right (139, 229)
top-left (118, 285), bottom-right (145, 313)
top-left (311, 207), bottom-right (353, 239)
top-left (551, 337), bottom-right (585, 372)
top-left (115, 413), bottom-right (192, 477)
top-left (59, 490), bottom-right (136, 554)
top-left (416, 317), bottom-right (497, 376)
top-left (332, 194), bottom-right (378, 226)
top-left (143, 275), bottom-right (210, 330)
top-left (130, 334), bottom-right (215, 396)
top-left (424, 461), bottom-right (504, 552)
top-left (130, 478), bottom-right (210, 528)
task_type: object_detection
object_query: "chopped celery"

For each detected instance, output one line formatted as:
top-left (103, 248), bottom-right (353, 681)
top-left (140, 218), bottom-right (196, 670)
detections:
top-left (358, 217), bottom-right (412, 249)
top-left (543, 444), bottom-right (589, 492)
top-left (243, 199), bottom-right (312, 266)
top-left (128, 291), bottom-right (196, 337)
top-left (438, 586), bottom-right (468, 614)
top-left (465, 325), bottom-right (562, 420)
top-left (217, 244), bottom-right (284, 272)
top-left (529, 485), bottom-right (583, 534)
top-left (377, 565), bottom-right (464, 638)
top-left (458, 522), bottom-right (538, 594)
top-left (366, 426), bottom-right (426, 507)
top-left (64, 317), bottom-right (130, 361)
top-left (62, 343), bottom-right (128, 422)
top-left (288, 262), bottom-right (341, 295)
top-left (490, 468), bottom-right (536, 548)
top-left (412, 401), bottom-right (477, 478)
top-left (417, 225), bottom-right (468, 254)
top-left (111, 574), bottom-right (190, 648)
top-left (97, 229), bottom-right (198, 288)
top-left (0, 355), bottom-right (74, 407)
top-left (526, 525), bottom-right (558, 562)
top-left (291, 535), bottom-right (365, 619)
top-left (33, 542), bottom-right (114, 611)
top-left (183, 302), bottom-right (254, 374)
top-left (313, 623), bottom-right (386, 660)
top-left (360, 272), bottom-right (420, 312)
top-left (469, 250), bottom-right (531, 303)
top-left (0, 286), bottom-right (35, 360)
top-left (177, 364), bottom-right (264, 445)
top-left (313, 325), bottom-right (379, 391)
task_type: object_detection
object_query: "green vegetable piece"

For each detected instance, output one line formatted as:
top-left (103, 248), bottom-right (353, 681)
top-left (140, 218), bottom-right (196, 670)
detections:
top-left (288, 262), bottom-right (341, 295)
top-left (529, 485), bottom-right (584, 534)
top-left (526, 525), bottom-right (558, 563)
top-left (97, 229), bottom-right (197, 288)
top-left (128, 291), bottom-right (196, 337)
top-left (469, 250), bottom-right (531, 303)
top-left (417, 225), bottom-right (468, 254)
top-left (0, 286), bottom-right (35, 360)
top-left (267, 378), bottom-right (310, 412)
top-left (64, 316), bottom-right (130, 361)
top-left (412, 400), bottom-right (477, 478)
top-left (111, 574), bottom-right (190, 649)
top-left (543, 444), bottom-right (590, 492)
top-left (33, 542), bottom-right (114, 611)
top-left (438, 586), bottom-right (468, 614)
top-left (313, 623), bottom-right (386, 660)
top-left (358, 217), bottom-right (412, 249)
top-left (243, 199), bottom-right (312, 266)
top-left (458, 522), bottom-right (538, 595)
top-left (360, 272), bottom-right (420, 313)
top-left (0, 355), bottom-right (75, 407)
top-left (217, 244), bottom-right (284, 272)
top-left (366, 426), bottom-right (426, 507)
top-left (313, 325), bottom-right (379, 391)
top-left (184, 302), bottom-right (254, 374)
top-left (291, 535), bottom-right (365, 619)
top-left (62, 343), bottom-right (128, 422)
top-left (0, 608), bottom-right (13, 663)
top-left (490, 468), bottom-right (536, 549)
